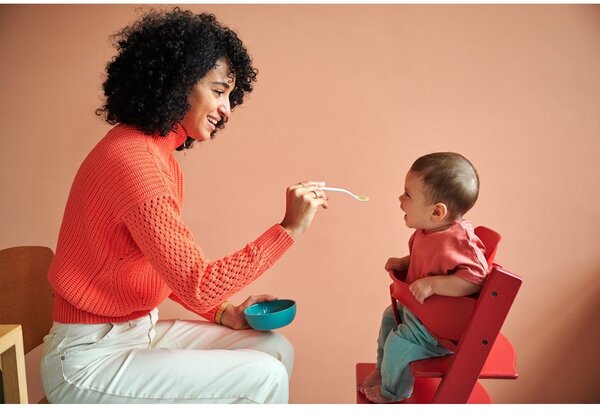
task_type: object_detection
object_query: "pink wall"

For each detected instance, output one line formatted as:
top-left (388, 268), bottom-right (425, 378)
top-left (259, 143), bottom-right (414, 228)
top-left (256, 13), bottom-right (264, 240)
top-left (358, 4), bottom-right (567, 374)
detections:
top-left (1, 4), bottom-right (599, 403)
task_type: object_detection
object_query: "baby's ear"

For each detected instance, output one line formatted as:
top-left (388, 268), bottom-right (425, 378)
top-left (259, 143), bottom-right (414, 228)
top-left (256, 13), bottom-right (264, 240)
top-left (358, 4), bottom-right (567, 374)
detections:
top-left (431, 203), bottom-right (448, 222)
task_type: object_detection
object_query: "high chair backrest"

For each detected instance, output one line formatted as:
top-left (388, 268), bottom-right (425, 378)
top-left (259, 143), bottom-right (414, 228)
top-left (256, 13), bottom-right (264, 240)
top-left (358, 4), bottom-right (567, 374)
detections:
top-left (473, 226), bottom-right (501, 267)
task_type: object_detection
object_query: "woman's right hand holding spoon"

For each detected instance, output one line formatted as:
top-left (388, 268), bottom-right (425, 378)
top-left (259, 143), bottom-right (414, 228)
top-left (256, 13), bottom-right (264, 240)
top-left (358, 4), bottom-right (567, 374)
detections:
top-left (280, 181), bottom-right (328, 239)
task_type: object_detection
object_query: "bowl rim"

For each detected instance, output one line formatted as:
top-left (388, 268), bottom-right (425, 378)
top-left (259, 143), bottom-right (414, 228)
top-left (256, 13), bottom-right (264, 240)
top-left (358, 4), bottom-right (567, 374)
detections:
top-left (243, 299), bottom-right (296, 316)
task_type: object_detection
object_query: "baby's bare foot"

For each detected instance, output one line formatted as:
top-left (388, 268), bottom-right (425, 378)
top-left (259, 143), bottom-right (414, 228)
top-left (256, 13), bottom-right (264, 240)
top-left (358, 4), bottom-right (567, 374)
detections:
top-left (358, 369), bottom-right (382, 394)
top-left (364, 385), bottom-right (396, 404)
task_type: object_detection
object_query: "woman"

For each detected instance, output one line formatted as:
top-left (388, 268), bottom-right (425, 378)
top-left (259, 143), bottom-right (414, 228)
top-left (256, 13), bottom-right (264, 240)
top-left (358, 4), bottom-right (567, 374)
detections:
top-left (41, 8), bottom-right (328, 404)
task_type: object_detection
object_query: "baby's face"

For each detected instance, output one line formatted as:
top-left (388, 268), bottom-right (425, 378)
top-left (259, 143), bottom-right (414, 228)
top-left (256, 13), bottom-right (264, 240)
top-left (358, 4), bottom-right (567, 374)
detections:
top-left (398, 171), bottom-right (437, 230)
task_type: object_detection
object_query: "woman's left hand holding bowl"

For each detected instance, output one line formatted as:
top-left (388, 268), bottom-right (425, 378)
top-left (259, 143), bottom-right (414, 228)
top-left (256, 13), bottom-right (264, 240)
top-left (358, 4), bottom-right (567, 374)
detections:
top-left (220, 294), bottom-right (278, 330)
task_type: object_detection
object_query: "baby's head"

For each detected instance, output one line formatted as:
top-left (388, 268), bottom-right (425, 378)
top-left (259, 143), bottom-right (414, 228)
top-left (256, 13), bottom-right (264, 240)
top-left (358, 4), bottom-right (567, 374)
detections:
top-left (400, 152), bottom-right (479, 231)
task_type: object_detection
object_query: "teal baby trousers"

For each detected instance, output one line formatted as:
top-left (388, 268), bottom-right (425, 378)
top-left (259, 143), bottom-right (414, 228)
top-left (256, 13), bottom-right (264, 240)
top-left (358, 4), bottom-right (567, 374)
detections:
top-left (376, 304), bottom-right (453, 401)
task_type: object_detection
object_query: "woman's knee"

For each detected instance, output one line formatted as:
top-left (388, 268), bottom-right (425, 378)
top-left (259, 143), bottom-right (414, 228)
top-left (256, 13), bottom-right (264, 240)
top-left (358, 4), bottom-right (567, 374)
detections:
top-left (259, 332), bottom-right (294, 377)
top-left (247, 352), bottom-right (289, 403)
top-left (257, 354), bottom-right (288, 380)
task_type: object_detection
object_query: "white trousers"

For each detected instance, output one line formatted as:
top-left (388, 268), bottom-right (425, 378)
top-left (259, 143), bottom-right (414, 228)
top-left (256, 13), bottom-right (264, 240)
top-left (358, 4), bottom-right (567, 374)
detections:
top-left (40, 308), bottom-right (293, 403)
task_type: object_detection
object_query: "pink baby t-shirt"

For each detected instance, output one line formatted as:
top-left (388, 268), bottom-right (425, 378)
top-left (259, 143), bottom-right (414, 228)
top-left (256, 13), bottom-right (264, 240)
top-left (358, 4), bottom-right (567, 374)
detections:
top-left (406, 220), bottom-right (489, 285)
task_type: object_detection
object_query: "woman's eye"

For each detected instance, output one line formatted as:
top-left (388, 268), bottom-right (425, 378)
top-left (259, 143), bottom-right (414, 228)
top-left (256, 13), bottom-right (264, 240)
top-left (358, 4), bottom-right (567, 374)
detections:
top-left (214, 90), bottom-right (224, 96)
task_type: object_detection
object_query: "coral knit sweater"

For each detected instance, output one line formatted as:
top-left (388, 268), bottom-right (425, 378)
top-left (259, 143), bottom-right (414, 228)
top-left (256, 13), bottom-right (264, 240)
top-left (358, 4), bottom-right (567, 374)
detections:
top-left (48, 124), bottom-right (294, 324)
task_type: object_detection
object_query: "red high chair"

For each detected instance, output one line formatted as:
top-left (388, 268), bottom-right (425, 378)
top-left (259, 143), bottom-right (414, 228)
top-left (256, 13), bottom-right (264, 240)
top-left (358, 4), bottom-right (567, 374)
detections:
top-left (356, 226), bottom-right (523, 403)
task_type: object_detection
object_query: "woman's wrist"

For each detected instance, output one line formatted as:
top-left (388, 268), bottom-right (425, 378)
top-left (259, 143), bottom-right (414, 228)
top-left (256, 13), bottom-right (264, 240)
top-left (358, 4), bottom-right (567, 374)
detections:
top-left (280, 222), bottom-right (300, 239)
top-left (215, 301), bottom-right (230, 325)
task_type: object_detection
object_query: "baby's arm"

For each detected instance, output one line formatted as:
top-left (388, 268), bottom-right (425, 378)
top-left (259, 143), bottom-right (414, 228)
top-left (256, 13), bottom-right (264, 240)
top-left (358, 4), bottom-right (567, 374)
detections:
top-left (385, 255), bottom-right (410, 272)
top-left (409, 275), bottom-right (481, 304)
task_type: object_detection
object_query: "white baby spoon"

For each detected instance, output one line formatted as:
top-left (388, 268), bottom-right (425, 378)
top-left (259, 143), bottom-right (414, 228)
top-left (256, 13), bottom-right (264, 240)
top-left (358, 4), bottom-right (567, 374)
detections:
top-left (322, 186), bottom-right (369, 202)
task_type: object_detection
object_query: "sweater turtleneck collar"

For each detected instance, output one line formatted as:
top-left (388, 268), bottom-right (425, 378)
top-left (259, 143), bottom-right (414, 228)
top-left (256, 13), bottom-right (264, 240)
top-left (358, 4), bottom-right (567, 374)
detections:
top-left (152, 123), bottom-right (189, 157)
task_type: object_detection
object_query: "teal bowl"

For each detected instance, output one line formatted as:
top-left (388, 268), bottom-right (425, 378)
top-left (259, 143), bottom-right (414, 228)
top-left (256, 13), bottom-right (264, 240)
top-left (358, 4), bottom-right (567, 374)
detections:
top-left (243, 299), bottom-right (296, 331)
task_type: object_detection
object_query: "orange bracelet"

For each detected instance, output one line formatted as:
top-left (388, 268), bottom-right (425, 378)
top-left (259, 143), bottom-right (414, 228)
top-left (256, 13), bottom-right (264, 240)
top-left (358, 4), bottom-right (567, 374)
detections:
top-left (215, 301), bottom-right (230, 325)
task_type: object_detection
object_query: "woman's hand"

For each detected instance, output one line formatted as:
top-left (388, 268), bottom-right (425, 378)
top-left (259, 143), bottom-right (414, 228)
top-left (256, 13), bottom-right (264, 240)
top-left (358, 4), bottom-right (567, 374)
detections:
top-left (219, 294), bottom-right (278, 330)
top-left (280, 181), bottom-right (328, 238)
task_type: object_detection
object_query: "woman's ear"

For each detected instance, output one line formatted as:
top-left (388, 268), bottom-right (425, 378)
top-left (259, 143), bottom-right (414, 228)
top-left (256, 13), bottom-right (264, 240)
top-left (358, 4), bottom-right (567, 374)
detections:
top-left (431, 203), bottom-right (448, 222)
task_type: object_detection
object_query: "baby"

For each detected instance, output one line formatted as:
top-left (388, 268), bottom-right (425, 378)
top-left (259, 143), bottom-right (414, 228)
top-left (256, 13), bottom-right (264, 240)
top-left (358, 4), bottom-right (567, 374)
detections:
top-left (359, 152), bottom-right (489, 403)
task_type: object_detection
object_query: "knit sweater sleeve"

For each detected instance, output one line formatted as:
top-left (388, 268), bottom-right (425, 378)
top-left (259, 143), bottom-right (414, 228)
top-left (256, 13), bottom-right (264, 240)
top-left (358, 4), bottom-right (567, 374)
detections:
top-left (168, 291), bottom-right (219, 323)
top-left (121, 194), bottom-right (294, 316)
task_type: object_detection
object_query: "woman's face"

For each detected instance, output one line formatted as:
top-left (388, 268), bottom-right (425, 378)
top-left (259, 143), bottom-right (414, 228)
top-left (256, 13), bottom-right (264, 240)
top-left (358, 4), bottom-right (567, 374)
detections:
top-left (181, 57), bottom-right (235, 141)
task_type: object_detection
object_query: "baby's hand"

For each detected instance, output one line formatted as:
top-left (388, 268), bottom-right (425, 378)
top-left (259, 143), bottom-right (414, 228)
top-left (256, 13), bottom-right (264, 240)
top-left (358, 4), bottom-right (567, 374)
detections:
top-left (385, 257), bottom-right (407, 272)
top-left (409, 278), bottom-right (434, 304)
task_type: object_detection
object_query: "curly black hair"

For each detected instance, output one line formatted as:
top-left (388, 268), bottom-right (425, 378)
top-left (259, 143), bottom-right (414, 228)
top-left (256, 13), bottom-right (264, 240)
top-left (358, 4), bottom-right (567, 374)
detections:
top-left (95, 7), bottom-right (258, 150)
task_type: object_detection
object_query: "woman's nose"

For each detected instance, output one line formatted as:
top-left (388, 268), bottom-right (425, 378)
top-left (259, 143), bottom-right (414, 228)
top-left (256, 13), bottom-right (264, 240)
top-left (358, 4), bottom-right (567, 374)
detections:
top-left (219, 101), bottom-right (231, 119)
